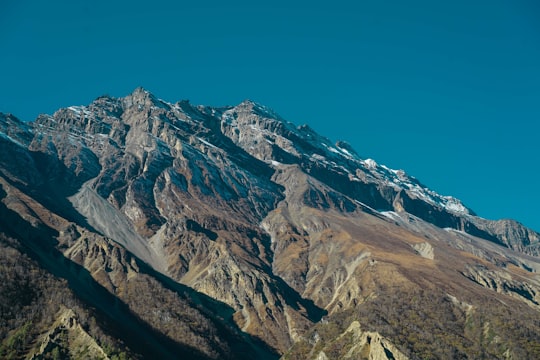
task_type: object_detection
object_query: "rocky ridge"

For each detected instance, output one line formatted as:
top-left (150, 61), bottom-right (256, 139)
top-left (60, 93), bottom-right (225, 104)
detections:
top-left (1, 88), bottom-right (540, 359)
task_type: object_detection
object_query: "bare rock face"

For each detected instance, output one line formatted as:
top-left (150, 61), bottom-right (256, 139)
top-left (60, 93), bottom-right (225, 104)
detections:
top-left (478, 218), bottom-right (540, 255)
top-left (32, 307), bottom-right (110, 360)
top-left (2, 88), bottom-right (540, 359)
top-left (283, 320), bottom-right (408, 360)
top-left (412, 242), bottom-right (434, 260)
top-left (323, 321), bottom-right (408, 360)
top-left (462, 264), bottom-right (540, 309)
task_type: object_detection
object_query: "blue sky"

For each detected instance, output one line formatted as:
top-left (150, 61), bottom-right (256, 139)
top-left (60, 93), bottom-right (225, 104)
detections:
top-left (1, 1), bottom-right (539, 230)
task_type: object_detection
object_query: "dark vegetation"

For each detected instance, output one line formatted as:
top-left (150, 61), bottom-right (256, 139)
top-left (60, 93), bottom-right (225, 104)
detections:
top-left (285, 287), bottom-right (540, 359)
top-left (0, 235), bottom-right (133, 360)
top-left (0, 191), bottom-right (277, 360)
top-left (118, 259), bottom-right (279, 360)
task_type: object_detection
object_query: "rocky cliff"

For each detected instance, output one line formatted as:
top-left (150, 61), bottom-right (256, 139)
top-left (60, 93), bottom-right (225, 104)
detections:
top-left (1, 88), bottom-right (540, 359)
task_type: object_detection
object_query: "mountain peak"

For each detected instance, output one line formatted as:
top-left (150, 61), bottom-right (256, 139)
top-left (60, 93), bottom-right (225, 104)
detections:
top-left (3, 89), bottom-right (540, 359)
top-left (238, 99), bottom-right (258, 106)
top-left (130, 86), bottom-right (152, 96)
top-left (232, 99), bottom-right (283, 122)
top-left (122, 87), bottom-right (168, 111)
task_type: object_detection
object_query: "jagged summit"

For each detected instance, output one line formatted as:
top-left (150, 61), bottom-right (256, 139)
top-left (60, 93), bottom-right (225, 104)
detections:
top-left (239, 98), bottom-right (276, 111)
top-left (226, 98), bottom-right (284, 122)
top-left (125, 86), bottom-right (166, 103)
top-left (0, 88), bottom-right (514, 223)
top-left (122, 86), bottom-right (169, 110)
top-left (237, 99), bottom-right (259, 107)
top-left (19, 90), bottom-right (531, 233)
top-left (131, 86), bottom-right (151, 95)
top-left (0, 88), bottom-right (518, 224)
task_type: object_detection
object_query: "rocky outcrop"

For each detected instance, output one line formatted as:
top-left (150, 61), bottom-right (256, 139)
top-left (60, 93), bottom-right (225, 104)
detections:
top-left (31, 307), bottom-right (110, 360)
top-left (462, 264), bottom-right (540, 308)
top-left (412, 242), bottom-right (434, 260)
top-left (283, 321), bottom-right (408, 360)
top-left (214, 98), bottom-right (540, 256)
top-left (334, 321), bottom-right (408, 360)
top-left (476, 218), bottom-right (540, 256)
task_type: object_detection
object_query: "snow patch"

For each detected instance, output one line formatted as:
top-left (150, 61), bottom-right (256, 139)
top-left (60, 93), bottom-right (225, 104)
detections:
top-left (197, 137), bottom-right (218, 149)
top-left (363, 158), bottom-right (377, 169)
top-left (354, 200), bottom-right (378, 213)
top-left (68, 106), bottom-right (91, 116)
top-left (325, 145), bottom-right (341, 155)
top-left (444, 227), bottom-right (467, 235)
top-left (221, 109), bottom-right (237, 125)
top-left (268, 160), bottom-right (282, 167)
top-left (311, 154), bottom-right (326, 161)
top-left (336, 146), bottom-right (354, 158)
top-left (380, 211), bottom-right (403, 221)
top-left (0, 132), bottom-right (24, 147)
top-left (443, 197), bottom-right (469, 214)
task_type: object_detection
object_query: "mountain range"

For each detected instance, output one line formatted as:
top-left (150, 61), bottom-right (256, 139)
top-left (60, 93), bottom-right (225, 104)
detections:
top-left (1, 88), bottom-right (539, 359)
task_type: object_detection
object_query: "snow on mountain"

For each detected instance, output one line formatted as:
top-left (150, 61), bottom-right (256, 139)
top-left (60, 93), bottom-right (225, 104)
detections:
top-left (217, 99), bottom-right (473, 217)
top-left (0, 91), bottom-right (481, 219)
top-left (2, 89), bottom-right (540, 359)
top-left (3, 88), bottom-right (534, 255)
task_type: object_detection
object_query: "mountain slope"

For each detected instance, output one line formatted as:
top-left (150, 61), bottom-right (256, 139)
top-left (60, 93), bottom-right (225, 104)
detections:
top-left (1, 88), bottom-right (540, 359)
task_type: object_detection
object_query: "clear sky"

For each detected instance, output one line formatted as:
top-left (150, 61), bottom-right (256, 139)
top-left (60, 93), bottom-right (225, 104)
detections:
top-left (1, 1), bottom-right (539, 231)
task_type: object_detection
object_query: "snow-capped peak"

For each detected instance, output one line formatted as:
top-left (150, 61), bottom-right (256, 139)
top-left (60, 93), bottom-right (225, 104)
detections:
top-left (363, 158), bottom-right (377, 169)
top-left (357, 159), bottom-right (472, 216)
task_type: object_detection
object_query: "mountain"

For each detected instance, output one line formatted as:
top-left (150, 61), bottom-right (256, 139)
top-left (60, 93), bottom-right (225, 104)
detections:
top-left (1, 87), bottom-right (540, 359)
